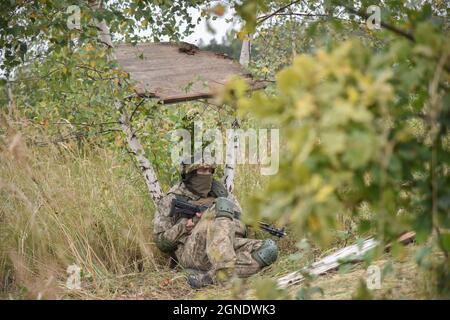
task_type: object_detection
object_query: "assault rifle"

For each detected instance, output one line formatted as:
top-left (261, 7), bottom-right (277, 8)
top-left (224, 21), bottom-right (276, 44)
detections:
top-left (170, 198), bottom-right (287, 238)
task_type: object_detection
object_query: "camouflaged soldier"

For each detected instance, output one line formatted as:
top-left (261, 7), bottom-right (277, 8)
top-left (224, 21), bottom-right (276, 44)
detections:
top-left (152, 156), bottom-right (278, 288)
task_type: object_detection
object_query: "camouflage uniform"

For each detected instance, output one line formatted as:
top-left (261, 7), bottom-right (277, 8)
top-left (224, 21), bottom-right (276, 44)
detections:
top-left (153, 180), bottom-right (264, 279)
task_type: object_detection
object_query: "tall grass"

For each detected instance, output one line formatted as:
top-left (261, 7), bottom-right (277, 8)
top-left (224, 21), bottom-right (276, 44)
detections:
top-left (0, 118), bottom-right (280, 299)
top-left (0, 122), bottom-right (171, 298)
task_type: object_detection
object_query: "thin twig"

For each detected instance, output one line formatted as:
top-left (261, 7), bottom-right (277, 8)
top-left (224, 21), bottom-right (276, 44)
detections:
top-left (261, 12), bottom-right (329, 19)
top-left (129, 98), bottom-right (146, 122)
top-left (257, 0), bottom-right (303, 25)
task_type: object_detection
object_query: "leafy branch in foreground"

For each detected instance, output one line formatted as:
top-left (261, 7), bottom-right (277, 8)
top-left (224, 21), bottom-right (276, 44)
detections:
top-left (232, 0), bottom-right (449, 297)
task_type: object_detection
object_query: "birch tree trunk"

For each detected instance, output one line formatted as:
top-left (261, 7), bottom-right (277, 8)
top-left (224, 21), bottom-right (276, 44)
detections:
top-left (89, 0), bottom-right (163, 203)
top-left (239, 38), bottom-right (251, 66)
top-left (118, 106), bottom-right (163, 202)
top-left (223, 36), bottom-right (252, 192)
top-left (223, 121), bottom-right (239, 193)
top-left (5, 81), bottom-right (15, 117)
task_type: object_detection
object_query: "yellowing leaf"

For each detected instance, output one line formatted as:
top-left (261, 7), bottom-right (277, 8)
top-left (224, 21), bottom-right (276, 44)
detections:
top-left (237, 30), bottom-right (250, 41)
top-left (307, 214), bottom-right (321, 232)
top-left (346, 86), bottom-right (359, 104)
top-left (295, 94), bottom-right (316, 119)
top-left (211, 4), bottom-right (226, 16)
top-left (292, 55), bottom-right (316, 83)
top-left (276, 68), bottom-right (301, 94)
top-left (321, 130), bottom-right (346, 155)
top-left (315, 185), bottom-right (334, 203)
top-left (219, 76), bottom-right (248, 105)
top-left (115, 134), bottom-right (124, 147)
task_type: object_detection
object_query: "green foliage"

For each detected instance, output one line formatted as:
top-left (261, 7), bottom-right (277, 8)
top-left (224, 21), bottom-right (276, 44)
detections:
top-left (235, 0), bottom-right (265, 34)
top-left (232, 0), bottom-right (450, 297)
top-left (252, 278), bottom-right (290, 299)
top-left (352, 279), bottom-right (374, 300)
top-left (296, 286), bottom-right (324, 300)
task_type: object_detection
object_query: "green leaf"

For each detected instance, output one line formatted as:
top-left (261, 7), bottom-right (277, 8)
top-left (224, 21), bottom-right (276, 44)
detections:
top-left (415, 246), bottom-right (432, 268)
top-left (439, 232), bottom-right (450, 253)
top-left (342, 130), bottom-right (374, 169)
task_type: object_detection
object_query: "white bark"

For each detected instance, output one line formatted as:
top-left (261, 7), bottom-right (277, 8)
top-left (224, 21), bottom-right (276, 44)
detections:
top-left (277, 231), bottom-right (416, 288)
top-left (118, 107), bottom-right (163, 203)
top-left (90, 0), bottom-right (163, 203)
top-left (277, 238), bottom-right (379, 288)
top-left (5, 81), bottom-right (15, 117)
top-left (88, 0), bottom-right (115, 51)
top-left (223, 128), bottom-right (238, 193)
top-left (239, 38), bottom-right (251, 66)
top-left (222, 36), bottom-right (251, 192)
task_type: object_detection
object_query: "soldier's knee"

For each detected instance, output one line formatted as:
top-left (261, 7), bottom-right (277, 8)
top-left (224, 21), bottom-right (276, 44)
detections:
top-left (252, 239), bottom-right (278, 267)
top-left (154, 235), bottom-right (178, 254)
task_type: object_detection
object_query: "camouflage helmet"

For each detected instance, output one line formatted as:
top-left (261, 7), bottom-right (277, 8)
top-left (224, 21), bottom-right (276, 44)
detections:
top-left (179, 153), bottom-right (217, 176)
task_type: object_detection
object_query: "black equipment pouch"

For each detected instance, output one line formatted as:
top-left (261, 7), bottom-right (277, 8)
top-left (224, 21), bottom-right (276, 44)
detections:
top-left (210, 180), bottom-right (228, 198)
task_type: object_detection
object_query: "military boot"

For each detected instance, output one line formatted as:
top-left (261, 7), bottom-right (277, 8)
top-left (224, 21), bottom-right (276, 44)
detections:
top-left (186, 270), bottom-right (215, 289)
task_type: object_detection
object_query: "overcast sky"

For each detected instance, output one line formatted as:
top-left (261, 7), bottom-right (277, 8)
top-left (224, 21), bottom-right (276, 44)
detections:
top-left (182, 6), bottom-right (239, 45)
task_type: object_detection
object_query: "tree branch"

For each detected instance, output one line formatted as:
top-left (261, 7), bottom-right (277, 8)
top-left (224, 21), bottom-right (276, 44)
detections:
top-left (343, 6), bottom-right (415, 42)
top-left (257, 0), bottom-right (303, 25)
top-left (129, 98), bottom-right (146, 122)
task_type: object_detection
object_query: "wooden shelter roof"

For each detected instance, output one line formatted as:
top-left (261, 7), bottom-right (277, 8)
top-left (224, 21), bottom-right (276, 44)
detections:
top-left (115, 42), bottom-right (263, 104)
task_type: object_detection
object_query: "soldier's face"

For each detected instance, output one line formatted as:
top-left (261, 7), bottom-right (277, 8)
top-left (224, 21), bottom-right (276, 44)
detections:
top-left (185, 167), bottom-right (213, 197)
top-left (196, 167), bottom-right (212, 175)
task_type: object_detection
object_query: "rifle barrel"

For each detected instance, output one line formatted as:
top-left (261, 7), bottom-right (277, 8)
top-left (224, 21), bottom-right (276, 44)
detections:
top-left (258, 222), bottom-right (287, 238)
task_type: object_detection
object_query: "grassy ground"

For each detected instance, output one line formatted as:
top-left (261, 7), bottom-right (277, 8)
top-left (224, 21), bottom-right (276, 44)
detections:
top-left (289, 246), bottom-right (426, 300)
top-left (0, 121), bottom-right (442, 300)
top-left (190, 244), bottom-right (439, 300)
top-left (62, 244), bottom-right (433, 300)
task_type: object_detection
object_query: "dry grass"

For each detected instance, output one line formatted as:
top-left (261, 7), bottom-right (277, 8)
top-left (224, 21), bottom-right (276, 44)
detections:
top-left (0, 120), bottom-right (280, 300)
top-left (0, 123), bottom-right (166, 299)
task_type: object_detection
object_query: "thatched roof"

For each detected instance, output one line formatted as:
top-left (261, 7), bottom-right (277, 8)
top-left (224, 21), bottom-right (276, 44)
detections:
top-left (115, 42), bottom-right (263, 104)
